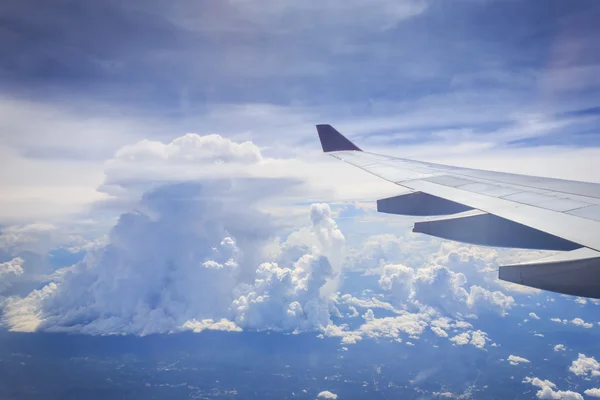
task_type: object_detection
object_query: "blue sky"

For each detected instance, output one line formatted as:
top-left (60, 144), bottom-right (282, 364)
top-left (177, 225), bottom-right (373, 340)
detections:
top-left (1, 1), bottom-right (600, 399)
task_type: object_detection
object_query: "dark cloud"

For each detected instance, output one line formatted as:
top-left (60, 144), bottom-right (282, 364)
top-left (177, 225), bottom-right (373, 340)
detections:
top-left (3, 0), bottom-right (598, 109)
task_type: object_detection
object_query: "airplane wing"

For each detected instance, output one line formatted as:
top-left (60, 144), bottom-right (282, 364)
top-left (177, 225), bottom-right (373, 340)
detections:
top-left (316, 124), bottom-right (600, 298)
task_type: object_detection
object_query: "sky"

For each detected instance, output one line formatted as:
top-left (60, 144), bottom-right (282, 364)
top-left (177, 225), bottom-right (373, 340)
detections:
top-left (1, 0), bottom-right (600, 399)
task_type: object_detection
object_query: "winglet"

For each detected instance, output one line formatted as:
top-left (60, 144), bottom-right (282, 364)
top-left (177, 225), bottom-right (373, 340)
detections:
top-left (316, 124), bottom-right (362, 153)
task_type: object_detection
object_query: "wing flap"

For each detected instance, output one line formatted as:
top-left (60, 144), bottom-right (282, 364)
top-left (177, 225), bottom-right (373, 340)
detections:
top-left (405, 179), bottom-right (600, 251)
top-left (413, 210), bottom-right (581, 251)
top-left (499, 248), bottom-right (600, 298)
top-left (377, 192), bottom-right (473, 216)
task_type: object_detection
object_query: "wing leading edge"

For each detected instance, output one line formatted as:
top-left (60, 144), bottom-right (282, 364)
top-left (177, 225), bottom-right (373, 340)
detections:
top-left (316, 124), bottom-right (600, 298)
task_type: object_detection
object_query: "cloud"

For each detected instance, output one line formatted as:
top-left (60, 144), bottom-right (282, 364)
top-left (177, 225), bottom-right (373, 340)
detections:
top-left (431, 317), bottom-right (472, 331)
top-left (549, 317), bottom-right (593, 328)
top-left (553, 344), bottom-right (566, 352)
top-left (413, 264), bottom-right (513, 315)
top-left (337, 294), bottom-right (398, 313)
top-left (569, 354), bottom-right (600, 377)
top-left (181, 318), bottom-right (242, 333)
top-left (447, 330), bottom-right (491, 350)
top-left (328, 235), bottom-right (514, 348)
top-left (2, 180), bottom-right (344, 335)
top-left (347, 233), bottom-right (426, 271)
top-left (102, 133), bottom-right (266, 196)
top-left (102, 133), bottom-right (271, 194)
top-left (585, 388), bottom-right (600, 398)
top-left (328, 315), bottom-right (479, 346)
top-left (362, 309), bottom-right (375, 321)
top-left (317, 390), bottom-right (338, 399)
top-left (0, 257), bottom-right (24, 293)
top-left (156, 0), bottom-right (429, 39)
top-left (0, 223), bottom-right (58, 253)
top-left (433, 392), bottom-right (459, 399)
top-left (571, 318), bottom-right (593, 329)
top-left (229, 0), bottom-right (428, 32)
top-left (98, 130), bottom-right (399, 220)
top-left (529, 312), bottom-right (541, 320)
top-left (522, 377), bottom-right (583, 400)
top-left (378, 264), bottom-right (414, 302)
top-left (469, 330), bottom-right (488, 349)
top-left (357, 234), bottom-right (520, 312)
top-left (347, 306), bottom-right (359, 317)
top-left (356, 311), bottom-right (430, 340)
top-left (449, 332), bottom-right (470, 346)
top-left (431, 326), bottom-right (448, 338)
top-left (114, 134), bottom-right (263, 164)
top-left (453, 320), bottom-right (473, 330)
top-left (465, 285), bottom-right (515, 315)
top-left (309, 203), bottom-right (346, 297)
top-left (575, 297), bottom-right (587, 305)
top-left (1, 282), bottom-right (55, 332)
top-left (340, 332), bottom-right (363, 345)
top-left (508, 355), bottom-right (531, 366)
top-left (230, 204), bottom-right (345, 334)
top-left (373, 251), bottom-right (514, 316)
top-left (326, 306), bottom-right (489, 347)
top-left (231, 255), bottom-right (336, 332)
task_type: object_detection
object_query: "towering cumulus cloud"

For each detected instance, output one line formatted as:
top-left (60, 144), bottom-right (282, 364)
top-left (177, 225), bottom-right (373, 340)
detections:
top-left (377, 261), bottom-right (514, 315)
top-left (4, 183), bottom-right (251, 334)
top-left (2, 128), bottom-right (347, 339)
top-left (230, 203), bottom-right (345, 331)
top-left (3, 185), bottom-right (345, 334)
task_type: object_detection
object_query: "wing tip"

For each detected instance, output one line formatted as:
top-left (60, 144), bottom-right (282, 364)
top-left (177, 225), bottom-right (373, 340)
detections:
top-left (316, 124), bottom-right (362, 153)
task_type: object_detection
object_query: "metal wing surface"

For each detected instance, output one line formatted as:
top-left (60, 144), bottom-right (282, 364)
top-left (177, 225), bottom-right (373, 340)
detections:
top-left (316, 124), bottom-right (600, 298)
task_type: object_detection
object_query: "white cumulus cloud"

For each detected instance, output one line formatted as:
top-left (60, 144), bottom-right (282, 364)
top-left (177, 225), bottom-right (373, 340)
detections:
top-left (317, 390), bottom-right (338, 399)
top-left (469, 330), bottom-right (488, 349)
top-left (376, 260), bottom-right (514, 316)
top-left (112, 133), bottom-right (262, 164)
top-left (529, 312), bottom-right (541, 320)
top-left (0, 257), bottom-right (24, 293)
top-left (508, 355), bottom-right (531, 366)
top-left (181, 318), bottom-right (242, 332)
top-left (585, 388), bottom-right (600, 398)
top-left (378, 263), bottom-right (414, 302)
top-left (357, 312), bottom-right (430, 340)
top-left (550, 317), bottom-right (595, 328)
top-left (450, 332), bottom-right (470, 346)
top-left (571, 318), bottom-right (593, 329)
top-left (554, 344), bottom-right (566, 352)
top-left (2, 181), bottom-right (345, 336)
top-left (431, 326), bottom-right (449, 338)
top-left (569, 354), bottom-right (600, 377)
top-left (523, 377), bottom-right (583, 400)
